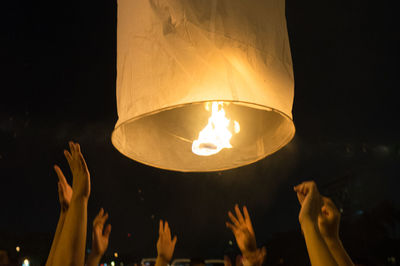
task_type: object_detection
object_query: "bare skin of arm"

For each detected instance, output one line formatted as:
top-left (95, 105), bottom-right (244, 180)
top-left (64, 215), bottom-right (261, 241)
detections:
top-left (53, 141), bottom-right (91, 266)
top-left (155, 220), bottom-right (177, 266)
top-left (294, 181), bottom-right (337, 266)
top-left (226, 205), bottom-right (266, 266)
top-left (45, 165), bottom-right (73, 266)
top-left (319, 197), bottom-right (354, 266)
top-left (87, 208), bottom-right (112, 266)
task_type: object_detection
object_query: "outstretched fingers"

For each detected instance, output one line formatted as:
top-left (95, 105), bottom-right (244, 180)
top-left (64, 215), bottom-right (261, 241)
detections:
top-left (63, 150), bottom-right (73, 167)
top-left (165, 221), bottom-right (171, 237)
top-left (228, 211), bottom-right (240, 227)
top-left (234, 204), bottom-right (245, 224)
top-left (243, 206), bottom-right (255, 234)
top-left (226, 221), bottom-right (236, 232)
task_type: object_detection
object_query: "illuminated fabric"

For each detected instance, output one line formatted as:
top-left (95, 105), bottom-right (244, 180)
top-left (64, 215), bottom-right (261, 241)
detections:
top-left (112, 0), bottom-right (295, 171)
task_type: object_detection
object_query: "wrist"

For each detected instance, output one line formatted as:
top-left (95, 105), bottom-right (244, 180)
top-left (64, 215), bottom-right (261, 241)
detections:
top-left (89, 250), bottom-right (103, 258)
top-left (323, 235), bottom-right (341, 247)
top-left (242, 249), bottom-right (263, 266)
top-left (242, 249), bottom-right (258, 260)
top-left (88, 252), bottom-right (102, 264)
top-left (71, 194), bottom-right (89, 203)
top-left (300, 219), bottom-right (319, 234)
top-left (157, 255), bottom-right (170, 265)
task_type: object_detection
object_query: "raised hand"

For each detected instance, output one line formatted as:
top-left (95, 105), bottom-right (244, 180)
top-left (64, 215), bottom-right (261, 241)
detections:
top-left (156, 220), bottom-right (177, 264)
top-left (63, 141), bottom-right (90, 199)
top-left (318, 197), bottom-right (340, 240)
top-left (54, 165), bottom-right (73, 212)
top-left (226, 205), bottom-right (266, 266)
top-left (226, 205), bottom-right (257, 255)
top-left (294, 181), bottom-right (323, 226)
top-left (319, 197), bottom-right (354, 266)
top-left (52, 141), bottom-right (90, 266)
top-left (92, 208), bottom-right (112, 257)
top-left (294, 181), bottom-right (338, 266)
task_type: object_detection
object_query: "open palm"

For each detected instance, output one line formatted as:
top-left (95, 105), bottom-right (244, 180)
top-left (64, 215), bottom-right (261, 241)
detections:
top-left (226, 205), bottom-right (257, 254)
top-left (92, 208), bottom-right (112, 256)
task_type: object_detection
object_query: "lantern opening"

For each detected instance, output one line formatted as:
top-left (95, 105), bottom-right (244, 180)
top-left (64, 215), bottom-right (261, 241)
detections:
top-left (192, 102), bottom-right (240, 156)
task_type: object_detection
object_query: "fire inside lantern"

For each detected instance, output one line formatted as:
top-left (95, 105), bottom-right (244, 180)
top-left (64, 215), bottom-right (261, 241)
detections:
top-left (192, 102), bottom-right (240, 156)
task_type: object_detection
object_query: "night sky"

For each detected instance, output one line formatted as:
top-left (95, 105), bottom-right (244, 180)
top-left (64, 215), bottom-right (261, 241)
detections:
top-left (1, 0), bottom-right (399, 264)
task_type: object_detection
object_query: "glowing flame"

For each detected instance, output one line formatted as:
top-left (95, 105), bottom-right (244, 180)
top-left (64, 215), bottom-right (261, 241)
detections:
top-left (192, 102), bottom-right (240, 156)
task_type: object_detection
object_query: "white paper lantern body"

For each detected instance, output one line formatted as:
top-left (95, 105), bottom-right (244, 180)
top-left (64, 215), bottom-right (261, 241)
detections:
top-left (112, 0), bottom-right (295, 172)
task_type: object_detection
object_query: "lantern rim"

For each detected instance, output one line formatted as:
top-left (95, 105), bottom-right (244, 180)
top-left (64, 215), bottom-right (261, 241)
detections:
top-left (111, 100), bottom-right (295, 172)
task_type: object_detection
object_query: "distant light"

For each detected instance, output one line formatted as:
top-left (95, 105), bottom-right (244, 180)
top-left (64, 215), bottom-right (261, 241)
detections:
top-left (111, 261), bottom-right (116, 266)
top-left (387, 257), bottom-right (396, 264)
top-left (23, 259), bottom-right (30, 266)
top-left (355, 210), bottom-right (364, 215)
top-left (339, 208), bottom-right (344, 213)
top-left (114, 252), bottom-right (119, 258)
top-left (228, 240), bottom-right (233, 246)
top-left (16, 246), bottom-right (20, 252)
top-left (127, 233), bottom-right (131, 238)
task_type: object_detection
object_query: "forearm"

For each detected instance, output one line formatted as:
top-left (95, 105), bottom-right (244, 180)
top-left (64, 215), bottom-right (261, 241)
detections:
top-left (86, 253), bottom-right (102, 266)
top-left (53, 197), bottom-right (88, 266)
top-left (302, 222), bottom-right (337, 266)
top-left (46, 211), bottom-right (67, 266)
top-left (156, 256), bottom-right (169, 266)
top-left (324, 237), bottom-right (354, 266)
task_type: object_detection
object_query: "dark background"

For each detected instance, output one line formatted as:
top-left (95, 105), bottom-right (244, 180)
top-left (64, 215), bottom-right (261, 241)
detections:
top-left (1, 0), bottom-right (399, 265)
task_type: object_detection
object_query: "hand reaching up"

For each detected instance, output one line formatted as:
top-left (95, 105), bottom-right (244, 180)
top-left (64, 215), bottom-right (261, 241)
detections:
top-left (294, 181), bottom-right (323, 226)
top-left (226, 205), bottom-right (266, 266)
top-left (63, 141), bottom-right (90, 199)
top-left (226, 205), bottom-right (257, 255)
top-left (156, 220), bottom-right (177, 264)
top-left (319, 197), bottom-right (340, 240)
top-left (54, 165), bottom-right (73, 212)
top-left (86, 208), bottom-right (112, 266)
top-left (294, 181), bottom-right (341, 266)
top-left (92, 208), bottom-right (112, 257)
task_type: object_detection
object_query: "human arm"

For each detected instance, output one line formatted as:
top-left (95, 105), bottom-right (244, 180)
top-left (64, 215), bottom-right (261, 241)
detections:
top-left (45, 165), bottom-right (73, 266)
top-left (53, 141), bottom-right (91, 266)
top-left (155, 220), bottom-right (177, 266)
top-left (226, 205), bottom-right (266, 266)
top-left (294, 181), bottom-right (337, 266)
top-left (319, 197), bottom-right (354, 266)
top-left (87, 208), bottom-right (112, 266)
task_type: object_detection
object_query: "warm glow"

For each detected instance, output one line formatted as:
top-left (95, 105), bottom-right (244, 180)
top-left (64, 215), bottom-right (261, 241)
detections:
top-left (192, 102), bottom-right (240, 156)
top-left (23, 259), bottom-right (30, 266)
top-left (16, 246), bottom-right (20, 252)
top-left (114, 252), bottom-right (118, 258)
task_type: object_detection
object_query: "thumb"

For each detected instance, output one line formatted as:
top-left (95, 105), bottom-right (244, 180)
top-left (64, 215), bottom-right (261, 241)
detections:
top-left (104, 224), bottom-right (112, 239)
top-left (172, 235), bottom-right (178, 247)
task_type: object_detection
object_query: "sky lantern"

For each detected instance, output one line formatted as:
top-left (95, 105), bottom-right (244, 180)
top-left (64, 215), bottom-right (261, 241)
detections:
top-left (112, 0), bottom-right (295, 172)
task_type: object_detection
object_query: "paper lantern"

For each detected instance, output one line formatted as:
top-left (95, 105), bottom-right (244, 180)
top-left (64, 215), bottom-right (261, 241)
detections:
top-left (112, 0), bottom-right (295, 172)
